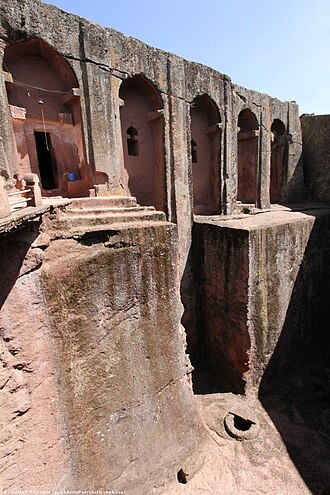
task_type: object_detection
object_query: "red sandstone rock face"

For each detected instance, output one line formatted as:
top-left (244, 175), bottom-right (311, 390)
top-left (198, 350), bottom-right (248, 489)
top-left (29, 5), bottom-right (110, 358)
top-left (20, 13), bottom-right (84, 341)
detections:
top-left (0, 218), bottom-right (202, 493)
top-left (42, 226), bottom-right (202, 491)
top-left (193, 222), bottom-right (250, 393)
top-left (301, 114), bottom-right (330, 204)
top-left (0, 0), bottom-right (304, 215)
top-left (194, 208), bottom-right (330, 393)
top-left (0, 230), bottom-right (71, 490)
top-left (0, 1), bottom-right (327, 493)
top-left (0, 0), bottom-right (305, 416)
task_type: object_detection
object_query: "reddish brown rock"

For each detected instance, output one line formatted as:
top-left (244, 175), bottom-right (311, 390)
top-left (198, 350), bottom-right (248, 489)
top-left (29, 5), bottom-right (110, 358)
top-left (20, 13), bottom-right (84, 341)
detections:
top-left (194, 207), bottom-right (330, 393)
top-left (0, 213), bottom-right (202, 494)
top-left (0, 1), bottom-right (329, 494)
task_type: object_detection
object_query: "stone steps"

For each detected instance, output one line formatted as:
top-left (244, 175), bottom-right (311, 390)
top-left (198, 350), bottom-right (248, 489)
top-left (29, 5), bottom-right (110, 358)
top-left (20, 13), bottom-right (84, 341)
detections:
top-left (51, 196), bottom-right (167, 234)
top-left (52, 220), bottom-right (171, 239)
top-left (56, 210), bottom-right (166, 228)
top-left (67, 196), bottom-right (137, 209)
top-left (65, 206), bottom-right (155, 217)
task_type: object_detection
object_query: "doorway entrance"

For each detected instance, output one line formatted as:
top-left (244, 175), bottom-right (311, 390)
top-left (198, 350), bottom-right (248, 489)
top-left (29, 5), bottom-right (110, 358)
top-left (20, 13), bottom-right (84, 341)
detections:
top-left (34, 131), bottom-right (56, 190)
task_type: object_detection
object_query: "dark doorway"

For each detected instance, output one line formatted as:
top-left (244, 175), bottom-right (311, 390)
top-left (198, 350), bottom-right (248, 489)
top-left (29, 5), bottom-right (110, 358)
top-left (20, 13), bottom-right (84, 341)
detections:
top-left (34, 132), bottom-right (56, 190)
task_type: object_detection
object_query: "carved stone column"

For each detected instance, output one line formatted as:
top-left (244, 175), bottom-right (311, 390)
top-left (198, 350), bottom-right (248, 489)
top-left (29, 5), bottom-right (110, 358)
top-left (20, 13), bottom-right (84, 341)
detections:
top-left (0, 36), bottom-right (18, 183)
top-left (258, 101), bottom-right (272, 209)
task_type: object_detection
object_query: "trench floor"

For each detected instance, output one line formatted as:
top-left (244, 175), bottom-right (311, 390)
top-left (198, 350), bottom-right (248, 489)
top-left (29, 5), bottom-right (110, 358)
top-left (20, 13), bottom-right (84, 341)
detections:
top-left (154, 366), bottom-right (330, 495)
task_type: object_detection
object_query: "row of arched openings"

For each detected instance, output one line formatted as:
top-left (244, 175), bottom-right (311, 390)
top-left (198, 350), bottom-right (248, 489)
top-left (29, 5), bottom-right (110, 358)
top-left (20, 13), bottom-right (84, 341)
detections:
top-left (236, 109), bottom-right (287, 206)
top-left (191, 103), bottom-right (288, 214)
top-left (120, 82), bottom-right (288, 215)
top-left (3, 37), bottom-right (288, 213)
top-left (120, 80), bottom-right (289, 213)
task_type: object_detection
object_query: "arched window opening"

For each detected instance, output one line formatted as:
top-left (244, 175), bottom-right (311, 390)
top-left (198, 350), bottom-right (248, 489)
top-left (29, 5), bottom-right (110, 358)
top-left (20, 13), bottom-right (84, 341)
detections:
top-left (271, 119), bottom-right (285, 139)
top-left (237, 109), bottom-right (259, 204)
top-left (119, 75), bottom-right (166, 213)
top-left (191, 139), bottom-right (197, 163)
top-left (127, 126), bottom-right (139, 156)
top-left (3, 37), bottom-right (89, 198)
top-left (190, 94), bottom-right (221, 215)
top-left (270, 119), bottom-right (287, 204)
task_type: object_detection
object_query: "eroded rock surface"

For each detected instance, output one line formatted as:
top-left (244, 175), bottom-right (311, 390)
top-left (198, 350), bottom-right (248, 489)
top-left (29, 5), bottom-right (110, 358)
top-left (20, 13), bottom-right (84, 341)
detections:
top-left (0, 211), bottom-right (202, 494)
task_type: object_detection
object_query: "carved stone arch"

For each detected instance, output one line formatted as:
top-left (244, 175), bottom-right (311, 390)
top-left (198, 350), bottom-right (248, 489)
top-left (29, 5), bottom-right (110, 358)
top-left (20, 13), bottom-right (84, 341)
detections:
top-left (3, 37), bottom-right (90, 197)
top-left (119, 74), bottom-right (166, 212)
top-left (270, 118), bottom-right (287, 203)
top-left (237, 108), bottom-right (259, 204)
top-left (190, 93), bottom-right (221, 215)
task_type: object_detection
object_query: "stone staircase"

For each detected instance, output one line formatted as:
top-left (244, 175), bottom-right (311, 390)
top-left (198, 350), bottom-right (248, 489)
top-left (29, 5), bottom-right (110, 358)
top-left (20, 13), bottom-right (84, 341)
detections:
top-left (51, 196), bottom-right (167, 236)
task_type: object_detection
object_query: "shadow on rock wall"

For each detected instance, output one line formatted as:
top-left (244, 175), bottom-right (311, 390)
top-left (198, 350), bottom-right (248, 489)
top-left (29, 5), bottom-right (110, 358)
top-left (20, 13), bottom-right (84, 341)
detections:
top-left (180, 246), bottom-right (201, 367)
top-left (180, 243), bottom-right (224, 396)
top-left (259, 212), bottom-right (330, 495)
top-left (284, 151), bottom-right (305, 204)
top-left (0, 225), bottom-right (40, 309)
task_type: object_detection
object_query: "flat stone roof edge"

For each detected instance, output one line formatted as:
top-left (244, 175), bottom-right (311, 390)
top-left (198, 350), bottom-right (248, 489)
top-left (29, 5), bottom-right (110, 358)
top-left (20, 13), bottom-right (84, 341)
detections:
top-left (194, 207), bottom-right (330, 231)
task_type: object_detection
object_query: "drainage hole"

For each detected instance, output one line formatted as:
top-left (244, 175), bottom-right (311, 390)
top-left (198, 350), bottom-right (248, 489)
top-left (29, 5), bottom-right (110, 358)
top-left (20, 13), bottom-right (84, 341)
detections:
top-left (233, 414), bottom-right (255, 431)
top-left (177, 468), bottom-right (188, 484)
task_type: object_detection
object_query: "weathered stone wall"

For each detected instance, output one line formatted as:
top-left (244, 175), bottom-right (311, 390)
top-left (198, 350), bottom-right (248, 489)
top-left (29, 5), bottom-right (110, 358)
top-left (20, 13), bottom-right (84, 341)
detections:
top-left (0, 0), bottom-right (306, 366)
top-left (257, 210), bottom-right (330, 385)
top-left (0, 2), bottom-right (321, 491)
top-left (0, 0), bottom-right (303, 222)
top-left (193, 222), bottom-right (250, 393)
top-left (0, 224), bottom-right (71, 490)
top-left (0, 217), bottom-right (202, 493)
top-left (193, 209), bottom-right (330, 392)
top-left (301, 114), bottom-right (330, 204)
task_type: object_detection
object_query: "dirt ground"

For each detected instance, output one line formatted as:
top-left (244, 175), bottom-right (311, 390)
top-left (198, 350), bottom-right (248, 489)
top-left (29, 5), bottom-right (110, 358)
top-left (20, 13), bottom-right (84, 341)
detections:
top-left (154, 366), bottom-right (330, 495)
